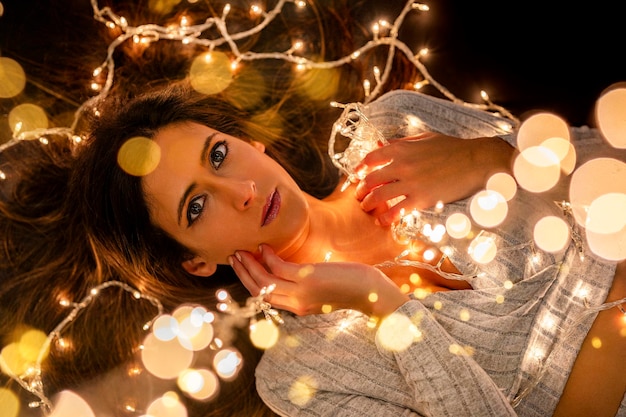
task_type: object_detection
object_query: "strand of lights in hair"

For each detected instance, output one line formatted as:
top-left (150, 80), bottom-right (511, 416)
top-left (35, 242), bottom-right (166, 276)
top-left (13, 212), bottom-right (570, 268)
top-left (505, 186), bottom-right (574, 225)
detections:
top-left (0, 281), bottom-right (163, 415)
top-left (0, 280), bottom-right (279, 416)
top-left (3, 0), bottom-right (519, 152)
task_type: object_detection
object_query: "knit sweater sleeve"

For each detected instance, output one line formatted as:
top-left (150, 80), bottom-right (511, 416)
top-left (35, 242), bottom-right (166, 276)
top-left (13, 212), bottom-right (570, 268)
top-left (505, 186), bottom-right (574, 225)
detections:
top-left (374, 300), bottom-right (517, 416)
top-left (256, 300), bottom-right (517, 417)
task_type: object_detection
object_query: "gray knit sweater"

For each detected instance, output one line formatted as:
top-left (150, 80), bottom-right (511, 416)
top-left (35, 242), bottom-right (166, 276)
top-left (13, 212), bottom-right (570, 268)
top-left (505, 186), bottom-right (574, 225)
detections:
top-left (256, 90), bottom-right (626, 416)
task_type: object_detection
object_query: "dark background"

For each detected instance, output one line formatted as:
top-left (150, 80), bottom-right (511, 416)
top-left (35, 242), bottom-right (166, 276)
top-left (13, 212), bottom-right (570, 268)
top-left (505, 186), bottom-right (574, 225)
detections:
top-left (1, 0), bottom-right (624, 127)
top-left (376, 0), bottom-right (626, 127)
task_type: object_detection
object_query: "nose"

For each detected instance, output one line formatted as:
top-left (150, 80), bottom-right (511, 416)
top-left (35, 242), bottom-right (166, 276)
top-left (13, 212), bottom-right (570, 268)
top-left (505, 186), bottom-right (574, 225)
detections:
top-left (225, 178), bottom-right (257, 210)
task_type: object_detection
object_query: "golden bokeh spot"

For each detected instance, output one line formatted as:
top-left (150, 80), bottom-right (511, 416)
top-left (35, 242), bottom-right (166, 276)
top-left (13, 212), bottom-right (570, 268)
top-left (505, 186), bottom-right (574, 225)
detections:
top-left (517, 112), bottom-right (570, 152)
top-left (377, 313), bottom-right (420, 352)
top-left (513, 146), bottom-right (561, 193)
top-left (569, 158), bottom-right (626, 227)
top-left (596, 85), bottom-right (626, 149)
top-left (249, 319), bottom-right (280, 349)
top-left (469, 189), bottom-right (508, 228)
top-left (459, 309), bottom-right (470, 322)
top-left (8, 103), bottom-right (48, 135)
top-left (433, 300), bottom-right (443, 310)
top-left (223, 66), bottom-right (267, 110)
top-left (399, 283), bottom-right (411, 293)
top-left (412, 288), bottom-right (430, 300)
top-left (321, 304), bottom-right (333, 314)
top-left (18, 329), bottom-right (49, 363)
top-left (591, 337), bottom-right (602, 349)
top-left (449, 343), bottom-right (473, 356)
top-left (0, 329), bottom-right (49, 377)
top-left (409, 273), bottom-right (421, 285)
top-left (190, 51), bottom-right (233, 95)
top-left (148, 0), bottom-right (181, 14)
top-left (445, 212), bottom-right (472, 239)
top-left (298, 264), bottom-right (315, 278)
top-left (295, 67), bottom-right (341, 102)
top-left (468, 233), bottom-right (497, 264)
top-left (117, 137), bottom-right (161, 177)
top-left (0, 388), bottom-right (19, 417)
top-left (486, 172), bottom-right (517, 201)
top-left (0, 57), bottom-right (26, 98)
top-left (248, 107), bottom-right (286, 143)
top-left (533, 215), bottom-right (570, 253)
top-left (495, 294), bottom-right (505, 304)
top-left (285, 335), bottom-right (301, 348)
top-left (368, 292), bottom-right (378, 303)
top-left (503, 280), bottom-right (513, 289)
top-left (178, 368), bottom-right (219, 401)
top-left (288, 375), bottom-right (318, 406)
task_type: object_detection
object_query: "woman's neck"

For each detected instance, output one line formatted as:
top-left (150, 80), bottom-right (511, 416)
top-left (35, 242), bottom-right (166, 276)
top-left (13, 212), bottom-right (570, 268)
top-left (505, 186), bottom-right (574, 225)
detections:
top-left (283, 182), bottom-right (404, 265)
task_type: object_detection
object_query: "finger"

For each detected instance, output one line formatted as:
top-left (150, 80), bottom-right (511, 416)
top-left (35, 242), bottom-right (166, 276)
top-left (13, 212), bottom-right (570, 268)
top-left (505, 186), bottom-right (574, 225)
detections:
top-left (377, 196), bottom-right (431, 226)
top-left (259, 244), bottom-right (310, 282)
top-left (354, 145), bottom-right (394, 175)
top-left (233, 250), bottom-right (283, 292)
top-left (228, 253), bottom-right (262, 296)
top-left (355, 166), bottom-right (397, 201)
top-left (360, 181), bottom-right (407, 212)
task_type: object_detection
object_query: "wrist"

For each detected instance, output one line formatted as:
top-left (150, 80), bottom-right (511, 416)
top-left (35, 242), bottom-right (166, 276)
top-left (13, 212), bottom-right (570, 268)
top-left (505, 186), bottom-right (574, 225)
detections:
top-left (474, 136), bottom-right (516, 185)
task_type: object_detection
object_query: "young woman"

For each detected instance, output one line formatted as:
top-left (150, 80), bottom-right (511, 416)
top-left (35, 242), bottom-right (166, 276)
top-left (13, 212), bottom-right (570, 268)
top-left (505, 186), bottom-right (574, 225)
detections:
top-left (1, 1), bottom-right (624, 417)
top-left (72, 82), bottom-right (624, 416)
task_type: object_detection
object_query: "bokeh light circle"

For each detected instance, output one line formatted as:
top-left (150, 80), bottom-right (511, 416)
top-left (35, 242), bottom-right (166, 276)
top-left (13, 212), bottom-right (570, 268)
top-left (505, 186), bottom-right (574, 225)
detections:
top-left (468, 233), bottom-right (497, 264)
top-left (178, 368), bottom-right (219, 401)
top-left (533, 216), bottom-right (570, 253)
top-left (189, 51), bottom-right (233, 95)
top-left (445, 212), bottom-right (472, 239)
top-left (469, 189), bottom-right (508, 228)
top-left (486, 172), bottom-right (517, 201)
top-left (50, 390), bottom-right (95, 417)
top-left (141, 333), bottom-right (193, 379)
top-left (513, 146), bottom-right (561, 193)
top-left (117, 137), bottom-right (161, 176)
top-left (596, 86), bottom-right (626, 149)
top-left (8, 103), bottom-right (48, 135)
top-left (376, 312), bottom-right (417, 352)
top-left (569, 158), bottom-right (626, 227)
top-left (0, 57), bottom-right (26, 98)
top-left (0, 388), bottom-right (19, 417)
top-left (146, 391), bottom-right (187, 417)
top-left (516, 112), bottom-right (570, 151)
top-left (249, 319), bottom-right (280, 349)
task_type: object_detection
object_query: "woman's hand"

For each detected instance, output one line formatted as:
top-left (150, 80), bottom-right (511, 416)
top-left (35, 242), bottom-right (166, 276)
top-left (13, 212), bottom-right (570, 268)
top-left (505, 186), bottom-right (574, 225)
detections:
top-left (229, 244), bottom-right (409, 318)
top-left (354, 133), bottom-right (515, 226)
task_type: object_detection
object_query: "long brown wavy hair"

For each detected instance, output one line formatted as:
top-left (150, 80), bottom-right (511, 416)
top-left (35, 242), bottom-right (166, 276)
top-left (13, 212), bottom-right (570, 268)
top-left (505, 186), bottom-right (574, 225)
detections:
top-left (0, 0), bottom-right (419, 415)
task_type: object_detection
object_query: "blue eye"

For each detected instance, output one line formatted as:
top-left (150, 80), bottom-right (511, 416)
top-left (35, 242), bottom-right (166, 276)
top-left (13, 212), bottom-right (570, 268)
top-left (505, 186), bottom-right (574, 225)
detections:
top-left (187, 195), bottom-right (206, 225)
top-left (210, 141), bottom-right (228, 169)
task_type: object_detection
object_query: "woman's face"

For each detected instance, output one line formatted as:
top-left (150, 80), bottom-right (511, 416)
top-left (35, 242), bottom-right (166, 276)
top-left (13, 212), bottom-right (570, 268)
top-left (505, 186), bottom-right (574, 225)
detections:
top-left (141, 122), bottom-right (310, 276)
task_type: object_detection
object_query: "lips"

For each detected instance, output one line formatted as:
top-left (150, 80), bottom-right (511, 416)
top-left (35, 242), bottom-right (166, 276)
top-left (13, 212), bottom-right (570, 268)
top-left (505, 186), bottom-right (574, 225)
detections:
top-left (261, 189), bottom-right (281, 226)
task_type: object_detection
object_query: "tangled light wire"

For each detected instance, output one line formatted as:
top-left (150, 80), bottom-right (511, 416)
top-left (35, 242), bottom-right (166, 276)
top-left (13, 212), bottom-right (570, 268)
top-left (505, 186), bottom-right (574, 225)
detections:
top-left (0, 0), bottom-right (522, 413)
top-left (1, 0), bottom-right (518, 153)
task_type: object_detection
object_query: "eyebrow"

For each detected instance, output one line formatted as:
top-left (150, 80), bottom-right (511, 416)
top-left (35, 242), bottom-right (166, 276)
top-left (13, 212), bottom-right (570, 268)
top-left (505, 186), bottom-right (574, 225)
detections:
top-left (177, 132), bottom-right (218, 227)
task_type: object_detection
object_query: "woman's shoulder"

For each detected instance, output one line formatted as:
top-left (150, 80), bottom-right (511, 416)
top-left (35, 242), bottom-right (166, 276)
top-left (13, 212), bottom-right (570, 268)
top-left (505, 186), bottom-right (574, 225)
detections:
top-left (364, 89), bottom-right (515, 139)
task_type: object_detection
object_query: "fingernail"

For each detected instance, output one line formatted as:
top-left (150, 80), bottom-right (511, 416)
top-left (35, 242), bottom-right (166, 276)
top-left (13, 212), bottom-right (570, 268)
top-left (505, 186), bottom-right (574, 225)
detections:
top-left (374, 218), bottom-right (380, 226)
top-left (228, 255), bottom-right (235, 267)
top-left (235, 252), bottom-right (242, 262)
top-left (258, 244), bottom-right (264, 254)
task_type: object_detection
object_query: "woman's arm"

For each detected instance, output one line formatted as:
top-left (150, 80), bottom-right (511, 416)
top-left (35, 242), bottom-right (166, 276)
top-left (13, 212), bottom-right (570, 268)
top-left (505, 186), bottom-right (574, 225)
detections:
top-left (232, 246), bottom-right (518, 416)
top-left (354, 132), bottom-right (516, 226)
top-left (230, 244), bottom-right (409, 318)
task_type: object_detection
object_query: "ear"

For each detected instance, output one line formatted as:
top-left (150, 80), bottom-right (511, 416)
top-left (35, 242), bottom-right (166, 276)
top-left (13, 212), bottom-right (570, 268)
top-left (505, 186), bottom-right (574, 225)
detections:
top-left (182, 256), bottom-right (217, 277)
top-left (250, 140), bottom-right (266, 153)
